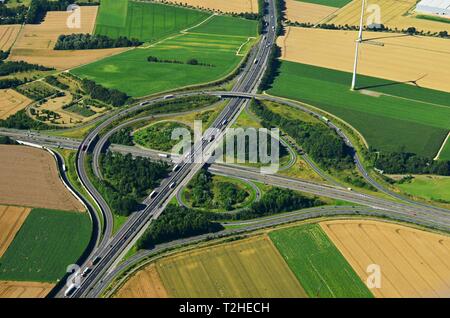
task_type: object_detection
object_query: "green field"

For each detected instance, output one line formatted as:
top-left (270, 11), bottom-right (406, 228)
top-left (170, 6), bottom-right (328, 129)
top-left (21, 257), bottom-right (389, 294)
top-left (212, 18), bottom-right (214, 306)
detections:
top-left (95, 0), bottom-right (209, 42)
top-left (190, 15), bottom-right (258, 37)
top-left (0, 209), bottom-right (92, 283)
top-left (439, 138), bottom-right (450, 160)
top-left (416, 14), bottom-right (450, 25)
top-left (73, 15), bottom-right (257, 97)
top-left (268, 62), bottom-right (450, 158)
top-left (269, 224), bottom-right (373, 298)
top-left (295, 0), bottom-right (352, 8)
top-left (396, 175), bottom-right (450, 202)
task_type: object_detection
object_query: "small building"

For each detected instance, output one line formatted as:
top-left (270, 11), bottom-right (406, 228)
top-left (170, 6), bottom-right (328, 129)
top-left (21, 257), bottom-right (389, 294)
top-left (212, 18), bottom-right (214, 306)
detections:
top-left (416, 0), bottom-right (450, 16)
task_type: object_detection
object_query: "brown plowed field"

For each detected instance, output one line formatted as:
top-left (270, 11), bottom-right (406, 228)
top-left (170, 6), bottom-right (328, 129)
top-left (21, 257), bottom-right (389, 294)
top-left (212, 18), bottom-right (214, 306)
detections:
top-left (0, 145), bottom-right (84, 212)
top-left (286, 0), bottom-right (338, 24)
top-left (0, 205), bottom-right (31, 257)
top-left (326, 0), bottom-right (450, 33)
top-left (0, 89), bottom-right (32, 120)
top-left (278, 27), bottom-right (450, 92)
top-left (0, 281), bottom-right (54, 298)
top-left (0, 25), bottom-right (21, 51)
top-left (115, 264), bottom-right (168, 298)
top-left (321, 220), bottom-right (450, 298)
top-left (163, 0), bottom-right (258, 13)
top-left (9, 7), bottom-right (126, 70)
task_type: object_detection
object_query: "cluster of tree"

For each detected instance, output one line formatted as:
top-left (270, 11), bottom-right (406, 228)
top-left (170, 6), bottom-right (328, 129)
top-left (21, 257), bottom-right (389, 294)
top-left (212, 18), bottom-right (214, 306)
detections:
top-left (258, 44), bottom-right (281, 91)
top-left (251, 100), bottom-right (354, 170)
top-left (211, 187), bottom-right (323, 221)
top-left (137, 205), bottom-right (224, 248)
top-left (0, 109), bottom-right (51, 130)
top-left (81, 79), bottom-right (129, 107)
top-left (231, 12), bottom-right (259, 20)
top-left (0, 60), bottom-right (53, 76)
top-left (187, 169), bottom-right (248, 211)
top-left (108, 127), bottom-right (133, 146)
top-left (0, 3), bottom-right (28, 24)
top-left (44, 75), bottom-right (69, 90)
top-left (0, 135), bottom-right (17, 145)
top-left (375, 152), bottom-right (450, 176)
top-left (147, 56), bottom-right (214, 67)
top-left (26, 0), bottom-right (74, 24)
top-left (0, 50), bottom-right (9, 61)
top-left (99, 152), bottom-right (169, 216)
top-left (54, 34), bottom-right (143, 50)
top-left (275, 0), bottom-right (286, 36)
top-left (0, 78), bottom-right (23, 89)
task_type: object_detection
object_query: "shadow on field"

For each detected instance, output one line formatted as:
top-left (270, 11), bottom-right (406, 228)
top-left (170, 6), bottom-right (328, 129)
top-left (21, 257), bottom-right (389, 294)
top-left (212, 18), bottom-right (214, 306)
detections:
top-left (357, 74), bottom-right (428, 91)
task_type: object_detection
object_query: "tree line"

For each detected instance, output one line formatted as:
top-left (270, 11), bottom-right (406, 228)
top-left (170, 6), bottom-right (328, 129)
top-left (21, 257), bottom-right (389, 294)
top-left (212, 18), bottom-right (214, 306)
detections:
top-left (81, 79), bottom-right (130, 107)
top-left (375, 151), bottom-right (450, 176)
top-left (147, 56), bottom-right (215, 67)
top-left (251, 99), bottom-right (354, 170)
top-left (99, 152), bottom-right (169, 216)
top-left (54, 34), bottom-right (143, 50)
top-left (0, 3), bottom-right (28, 24)
top-left (0, 109), bottom-right (53, 130)
top-left (0, 60), bottom-right (53, 76)
top-left (258, 44), bottom-right (281, 91)
top-left (137, 205), bottom-right (224, 248)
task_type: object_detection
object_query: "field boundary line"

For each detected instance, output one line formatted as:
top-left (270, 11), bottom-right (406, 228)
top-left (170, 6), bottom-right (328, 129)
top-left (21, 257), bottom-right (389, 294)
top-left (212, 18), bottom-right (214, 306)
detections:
top-left (236, 37), bottom-right (256, 56)
top-left (434, 131), bottom-right (450, 161)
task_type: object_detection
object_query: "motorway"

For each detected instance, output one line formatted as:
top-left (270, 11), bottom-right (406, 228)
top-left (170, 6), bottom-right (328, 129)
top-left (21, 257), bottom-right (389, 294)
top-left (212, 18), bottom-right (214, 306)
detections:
top-left (50, 0), bottom-right (280, 298)
top-left (1, 0), bottom-right (450, 298)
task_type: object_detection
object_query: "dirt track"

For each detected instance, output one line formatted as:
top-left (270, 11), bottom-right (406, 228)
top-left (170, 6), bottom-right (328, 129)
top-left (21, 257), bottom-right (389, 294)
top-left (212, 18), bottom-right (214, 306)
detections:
top-left (9, 7), bottom-right (126, 70)
top-left (0, 205), bottom-right (31, 257)
top-left (0, 145), bottom-right (84, 212)
top-left (278, 27), bottom-right (450, 92)
top-left (321, 220), bottom-right (450, 298)
top-left (0, 281), bottom-right (54, 298)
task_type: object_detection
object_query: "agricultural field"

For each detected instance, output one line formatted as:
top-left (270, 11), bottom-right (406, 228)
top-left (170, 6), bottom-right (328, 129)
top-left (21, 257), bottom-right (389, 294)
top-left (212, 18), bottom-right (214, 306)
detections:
top-left (438, 135), bottom-right (450, 161)
top-left (278, 27), bottom-right (450, 93)
top-left (0, 145), bottom-right (85, 212)
top-left (297, 0), bottom-right (352, 7)
top-left (0, 205), bottom-right (31, 257)
top-left (0, 89), bottom-right (31, 120)
top-left (321, 220), bottom-right (450, 297)
top-left (73, 15), bottom-right (257, 97)
top-left (0, 25), bottom-right (21, 51)
top-left (0, 208), bottom-right (91, 283)
top-left (393, 175), bottom-right (450, 203)
top-left (268, 61), bottom-right (450, 158)
top-left (285, 0), bottom-right (338, 24)
top-left (269, 224), bottom-right (373, 298)
top-left (162, 0), bottom-right (258, 13)
top-left (8, 6), bottom-right (127, 70)
top-left (95, 0), bottom-right (209, 42)
top-left (0, 281), bottom-right (54, 298)
top-left (115, 264), bottom-right (168, 298)
top-left (326, 0), bottom-right (450, 33)
top-left (135, 236), bottom-right (307, 297)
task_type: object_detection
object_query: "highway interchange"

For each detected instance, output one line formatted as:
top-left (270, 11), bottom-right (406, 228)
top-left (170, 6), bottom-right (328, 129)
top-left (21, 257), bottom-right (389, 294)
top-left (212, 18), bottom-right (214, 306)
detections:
top-left (1, 0), bottom-right (450, 298)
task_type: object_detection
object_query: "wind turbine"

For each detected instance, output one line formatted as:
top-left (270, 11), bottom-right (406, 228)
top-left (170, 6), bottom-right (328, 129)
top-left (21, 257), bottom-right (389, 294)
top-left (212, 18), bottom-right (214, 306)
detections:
top-left (351, 0), bottom-right (366, 91)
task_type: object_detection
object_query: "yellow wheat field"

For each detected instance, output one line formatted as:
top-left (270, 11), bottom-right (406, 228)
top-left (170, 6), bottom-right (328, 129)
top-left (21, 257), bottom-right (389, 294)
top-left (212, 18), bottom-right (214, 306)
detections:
top-left (326, 0), bottom-right (450, 33)
top-left (0, 281), bottom-right (54, 298)
top-left (162, 0), bottom-right (258, 13)
top-left (286, 0), bottom-right (338, 24)
top-left (115, 264), bottom-right (169, 298)
top-left (321, 220), bottom-right (450, 298)
top-left (0, 205), bottom-right (31, 257)
top-left (278, 27), bottom-right (450, 92)
top-left (0, 89), bottom-right (32, 120)
top-left (0, 25), bottom-right (21, 51)
top-left (9, 7), bottom-right (126, 70)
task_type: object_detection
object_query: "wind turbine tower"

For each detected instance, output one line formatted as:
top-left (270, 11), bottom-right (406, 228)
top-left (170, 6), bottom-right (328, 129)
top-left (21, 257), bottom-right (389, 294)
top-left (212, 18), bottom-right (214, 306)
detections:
top-left (351, 0), bottom-right (366, 91)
